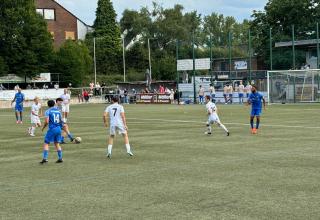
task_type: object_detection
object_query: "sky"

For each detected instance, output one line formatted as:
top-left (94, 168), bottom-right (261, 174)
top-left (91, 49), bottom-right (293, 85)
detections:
top-left (56, 0), bottom-right (268, 25)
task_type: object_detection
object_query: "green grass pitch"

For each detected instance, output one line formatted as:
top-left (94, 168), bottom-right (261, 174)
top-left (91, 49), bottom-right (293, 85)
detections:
top-left (0, 103), bottom-right (319, 219)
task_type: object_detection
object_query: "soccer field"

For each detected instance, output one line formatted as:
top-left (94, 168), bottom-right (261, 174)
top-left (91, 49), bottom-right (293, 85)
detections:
top-left (0, 103), bottom-right (319, 219)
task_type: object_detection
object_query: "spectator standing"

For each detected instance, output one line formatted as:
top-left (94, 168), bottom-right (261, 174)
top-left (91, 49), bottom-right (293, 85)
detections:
top-left (209, 84), bottom-right (216, 103)
top-left (238, 81), bottom-right (245, 104)
top-left (226, 84), bottom-right (233, 104)
top-left (198, 85), bottom-right (205, 104)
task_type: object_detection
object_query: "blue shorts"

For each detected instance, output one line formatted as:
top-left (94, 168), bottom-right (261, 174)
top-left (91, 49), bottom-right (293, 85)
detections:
top-left (239, 93), bottom-right (244, 98)
top-left (15, 104), bottom-right (24, 112)
top-left (44, 127), bottom-right (62, 144)
top-left (251, 108), bottom-right (262, 117)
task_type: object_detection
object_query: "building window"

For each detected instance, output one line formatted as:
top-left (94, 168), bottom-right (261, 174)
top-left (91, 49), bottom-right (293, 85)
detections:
top-left (36, 9), bottom-right (43, 16)
top-left (65, 31), bottom-right (75, 40)
top-left (44, 9), bottom-right (55, 20)
top-left (36, 9), bottom-right (55, 20)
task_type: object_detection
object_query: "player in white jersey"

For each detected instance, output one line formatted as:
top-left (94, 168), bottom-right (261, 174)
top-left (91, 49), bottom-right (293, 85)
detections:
top-left (205, 95), bottom-right (230, 136)
top-left (60, 88), bottom-right (70, 123)
top-left (28, 97), bottom-right (42, 136)
top-left (103, 96), bottom-right (133, 158)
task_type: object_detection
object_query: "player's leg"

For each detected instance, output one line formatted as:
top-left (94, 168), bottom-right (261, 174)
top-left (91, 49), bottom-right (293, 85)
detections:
top-left (107, 126), bottom-right (115, 157)
top-left (63, 124), bottom-right (74, 142)
top-left (15, 111), bottom-right (19, 123)
top-left (215, 118), bottom-right (230, 136)
top-left (122, 132), bottom-right (133, 156)
top-left (205, 120), bottom-right (212, 135)
top-left (54, 142), bottom-right (63, 163)
top-left (19, 111), bottom-right (23, 123)
top-left (40, 143), bottom-right (50, 164)
top-left (107, 135), bottom-right (114, 158)
top-left (30, 123), bottom-right (36, 136)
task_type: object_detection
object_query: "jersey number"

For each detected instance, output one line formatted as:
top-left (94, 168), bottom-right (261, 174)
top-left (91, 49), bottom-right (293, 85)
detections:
top-left (112, 108), bottom-right (117, 117)
top-left (53, 113), bottom-right (60, 123)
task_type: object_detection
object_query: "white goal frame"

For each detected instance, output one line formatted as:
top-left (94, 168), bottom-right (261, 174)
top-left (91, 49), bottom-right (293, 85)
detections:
top-left (267, 69), bottom-right (320, 104)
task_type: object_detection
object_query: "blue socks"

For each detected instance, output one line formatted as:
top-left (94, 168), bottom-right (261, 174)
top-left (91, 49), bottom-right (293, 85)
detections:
top-left (57, 150), bottom-right (63, 160)
top-left (256, 119), bottom-right (260, 129)
top-left (250, 119), bottom-right (254, 129)
top-left (67, 133), bottom-right (74, 141)
top-left (43, 150), bottom-right (49, 160)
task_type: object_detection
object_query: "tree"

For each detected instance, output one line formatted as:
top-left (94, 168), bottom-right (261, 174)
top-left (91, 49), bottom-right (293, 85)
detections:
top-left (251, 0), bottom-right (320, 69)
top-left (55, 41), bottom-right (92, 86)
top-left (88, 0), bottom-right (122, 75)
top-left (0, 0), bottom-right (54, 77)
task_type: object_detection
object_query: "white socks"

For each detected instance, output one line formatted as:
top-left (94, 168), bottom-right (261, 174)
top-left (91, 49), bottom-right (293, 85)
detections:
top-left (30, 127), bottom-right (36, 135)
top-left (108, 144), bottom-right (132, 155)
top-left (220, 123), bottom-right (229, 133)
top-left (125, 144), bottom-right (131, 153)
top-left (107, 145), bottom-right (112, 155)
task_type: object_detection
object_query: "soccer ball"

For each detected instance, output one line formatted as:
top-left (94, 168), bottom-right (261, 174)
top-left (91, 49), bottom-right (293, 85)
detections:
top-left (74, 137), bottom-right (82, 144)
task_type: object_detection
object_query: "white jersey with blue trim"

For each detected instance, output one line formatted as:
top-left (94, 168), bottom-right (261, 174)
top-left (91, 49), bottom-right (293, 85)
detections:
top-left (105, 103), bottom-right (125, 127)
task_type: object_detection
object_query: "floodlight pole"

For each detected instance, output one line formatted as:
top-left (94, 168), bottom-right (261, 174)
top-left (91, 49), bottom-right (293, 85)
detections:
top-left (292, 25), bottom-right (296, 69)
top-left (228, 31), bottom-right (232, 75)
top-left (122, 37), bottom-right (126, 82)
top-left (210, 34), bottom-right (213, 82)
top-left (248, 29), bottom-right (252, 81)
top-left (269, 28), bottom-right (273, 70)
top-left (192, 31), bottom-right (196, 104)
top-left (317, 23), bottom-right (319, 69)
top-left (93, 37), bottom-right (97, 85)
top-left (148, 38), bottom-right (152, 84)
top-left (176, 40), bottom-right (180, 104)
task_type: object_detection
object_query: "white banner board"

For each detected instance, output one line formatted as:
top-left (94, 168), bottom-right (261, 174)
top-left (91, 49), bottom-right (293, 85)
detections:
top-left (234, 61), bottom-right (248, 70)
top-left (177, 58), bottom-right (211, 71)
top-left (0, 89), bottom-right (65, 100)
top-left (28, 73), bottom-right (51, 83)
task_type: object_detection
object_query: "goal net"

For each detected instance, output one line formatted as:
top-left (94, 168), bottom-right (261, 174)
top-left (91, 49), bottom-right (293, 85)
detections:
top-left (267, 69), bottom-right (320, 104)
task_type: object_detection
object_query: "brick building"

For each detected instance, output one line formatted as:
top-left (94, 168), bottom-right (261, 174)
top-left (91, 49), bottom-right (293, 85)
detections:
top-left (35, 0), bottom-right (92, 48)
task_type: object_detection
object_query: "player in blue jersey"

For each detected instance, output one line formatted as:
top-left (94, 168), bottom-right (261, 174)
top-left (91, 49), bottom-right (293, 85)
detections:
top-left (11, 88), bottom-right (25, 124)
top-left (40, 100), bottom-right (63, 164)
top-left (247, 85), bottom-right (266, 134)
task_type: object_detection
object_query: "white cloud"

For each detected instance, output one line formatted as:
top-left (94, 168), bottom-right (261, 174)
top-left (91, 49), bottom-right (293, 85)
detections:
top-left (56, 0), bottom-right (268, 25)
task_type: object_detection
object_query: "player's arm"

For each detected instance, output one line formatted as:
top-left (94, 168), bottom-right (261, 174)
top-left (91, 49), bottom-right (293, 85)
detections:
top-left (120, 112), bottom-right (128, 130)
top-left (42, 117), bottom-right (49, 132)
top-left (39, 106), bottom-right (43, 117)
top-left (11, 96), bottom-right (16, 105)
top-left (103, 112), bottom-right (109, 127)
top-left (262, 97), bottom-right (266, 110)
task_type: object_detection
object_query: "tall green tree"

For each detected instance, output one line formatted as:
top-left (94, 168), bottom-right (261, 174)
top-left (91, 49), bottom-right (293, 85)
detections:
top-left (88, 0), bottom-right (122, 75)
top-left (55, 41), bottom-right (92, 86)
top-left (0, 0), bottom-right (54, 77)
top-left (251, 0), bottom-right (320, 69)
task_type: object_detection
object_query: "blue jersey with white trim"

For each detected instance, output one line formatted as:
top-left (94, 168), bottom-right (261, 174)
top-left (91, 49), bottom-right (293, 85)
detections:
top-left (45, 107), bottom-right (62, 130)
top-left (15, 92), bottom-right (24, 105)
top-left (249, 92), bottom-right (263, 110)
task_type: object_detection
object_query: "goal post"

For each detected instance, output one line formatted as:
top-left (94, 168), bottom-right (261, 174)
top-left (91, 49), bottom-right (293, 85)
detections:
top-left (267, 69), bottom-right (320, 104)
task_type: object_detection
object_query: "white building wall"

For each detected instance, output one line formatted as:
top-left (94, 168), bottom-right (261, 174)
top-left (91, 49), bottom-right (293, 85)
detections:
top-left (77, 20), bottom-right (92, 40)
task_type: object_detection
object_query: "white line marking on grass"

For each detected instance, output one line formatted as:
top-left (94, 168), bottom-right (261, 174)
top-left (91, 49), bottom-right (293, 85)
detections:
top-left (126, 118), bottom-right (320, 130)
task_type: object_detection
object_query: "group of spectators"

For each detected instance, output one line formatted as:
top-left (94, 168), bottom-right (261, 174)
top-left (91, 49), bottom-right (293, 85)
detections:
top-left (198, 81), bottom-right (253, 104)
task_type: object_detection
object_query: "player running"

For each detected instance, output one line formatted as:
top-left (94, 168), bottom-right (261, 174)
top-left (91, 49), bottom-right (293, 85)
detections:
top-left (56, 98), bottom-right (74, 143)
top-left (28, 97), bottom-right (42, 137)
top-left (11, 88), bottom-right (25, 124)
top-left (40, 100), bottom-right (64, 164)
top-left (205, 95), bottom-right (230, 136)
top-left (60, 89), bottom-right (70, 123)
top-left (103, 96), bottom-right (133, 158)
top-left (247, 85), bottom-right (266, 134)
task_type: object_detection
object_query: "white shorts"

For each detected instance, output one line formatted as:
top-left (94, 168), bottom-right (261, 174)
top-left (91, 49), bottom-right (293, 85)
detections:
top-left (31, 115), bottom-right (41, 124)
top-left (109, 125), bottom-right (127, 136)
top-left (62, 104), bottom-right (70, 113)
top-left (208, 114), bottom-right (221, 124)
